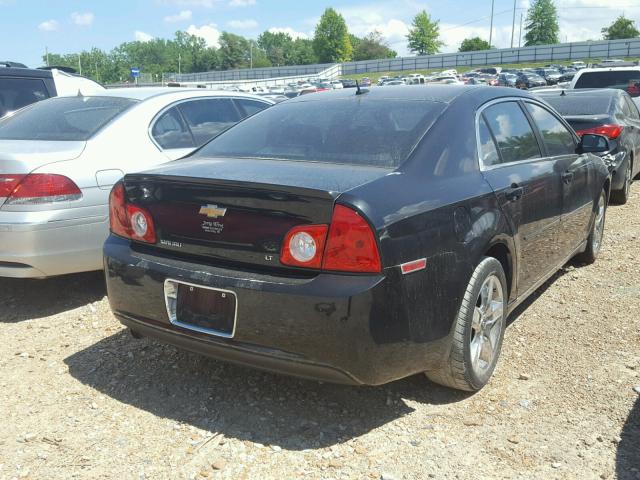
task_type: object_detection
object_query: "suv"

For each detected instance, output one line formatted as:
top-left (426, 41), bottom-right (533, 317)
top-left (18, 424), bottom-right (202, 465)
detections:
top-left (0, 62), bottom-right (104, 117)
top-left (570, 66), bottom-right (640, 104)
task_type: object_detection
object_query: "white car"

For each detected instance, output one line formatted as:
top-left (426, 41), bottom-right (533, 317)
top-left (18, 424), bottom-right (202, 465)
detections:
top-left (0, 88), bottom-right (273, 278)
top-left (570, 66), bottom-right (640, 106)
top-left (330, 80), bottom-right (344, 89)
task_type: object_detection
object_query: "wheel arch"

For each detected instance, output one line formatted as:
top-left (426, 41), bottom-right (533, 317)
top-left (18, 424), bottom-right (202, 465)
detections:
top-left (483, 240), bottom-right (515, 300)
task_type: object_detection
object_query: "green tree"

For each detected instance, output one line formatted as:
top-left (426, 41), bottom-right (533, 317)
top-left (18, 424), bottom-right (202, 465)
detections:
top-left (257, 31), bottom-right (294, 66)
top-left (218, 32), bottom-right (251, 69)
top-left (313, 8), bottom-right (353, 63)
top-left (602, 15), bottom-right (640, 40)
top-left (524, 0), bottom-right (559, 46)
top-left (458, 37), bottom-right (493, 52)
top-left (291, 38), bottom-right (318, 65)
top-left (406, 10), bottom-right (444, 55)
top-left (353, 31), bottom-right (396, 61)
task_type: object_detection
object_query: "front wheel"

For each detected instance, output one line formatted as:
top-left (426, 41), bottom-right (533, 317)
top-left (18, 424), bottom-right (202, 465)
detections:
top-left (576, 189), bottom-right (607, 264)
top-left (426, 257), bottom-right (507, 392)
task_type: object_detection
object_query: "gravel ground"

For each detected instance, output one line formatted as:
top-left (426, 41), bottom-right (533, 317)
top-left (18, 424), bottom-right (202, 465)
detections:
top-left (1, 188), bottom-right (639, 480)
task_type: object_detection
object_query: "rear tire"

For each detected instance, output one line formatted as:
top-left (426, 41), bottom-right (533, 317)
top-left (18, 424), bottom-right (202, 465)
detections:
top-left (610, 159), bottom-right (632, 205)
top-left (426, 257), bottom-right (507, 392)
top-left (576, 189), bottom-right (607, 264)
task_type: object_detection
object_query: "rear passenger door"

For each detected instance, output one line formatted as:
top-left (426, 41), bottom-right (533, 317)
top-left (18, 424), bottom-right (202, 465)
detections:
top-left (478, 100), bottom-right (563, 296)
top-left (622, 95), bottom-right (640, 177)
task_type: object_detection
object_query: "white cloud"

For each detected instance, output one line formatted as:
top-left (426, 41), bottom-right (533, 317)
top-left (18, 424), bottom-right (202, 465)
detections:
top-left (38, 19), bottom-right (59, 32)
top-left (71, 12), bottom-right (94, 26)
top-left (229, 0), bottom-right (255, 6)
top-left (187, 23), bottom-right (221, 48)
top-left (227, 19), bottom-right (258, 29)
top-left (135, 30), bottom-right (154, 42)
top-left (267, 27), bottom-right (309, 40)
top-left (164, 10), bottom-right (192, 23)
top-left (158, 0), bottom-right (218, 7)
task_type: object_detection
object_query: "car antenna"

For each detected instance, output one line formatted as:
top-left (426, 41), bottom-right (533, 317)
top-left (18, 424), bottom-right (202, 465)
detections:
top-left (355, 79), bottom-right (368, 95)
top-left (560, 89), bottom-right (566, 96)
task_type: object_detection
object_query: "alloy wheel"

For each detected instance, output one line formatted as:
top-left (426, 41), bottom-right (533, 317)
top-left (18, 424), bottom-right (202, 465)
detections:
top-left (470, 274), bottom-right (505, 377)
top-left (592, 193), bottom-right (606, 253)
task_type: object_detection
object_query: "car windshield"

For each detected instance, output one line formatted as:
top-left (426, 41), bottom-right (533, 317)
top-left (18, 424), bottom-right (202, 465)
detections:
top-left (0, 96), bottom-right (139, 141)
top-left (541, 95), bottom-right (613, 116)
top-left (196, 98), bottom-right (445, 168)
top-left (574, 70), bottom-right (640, 97)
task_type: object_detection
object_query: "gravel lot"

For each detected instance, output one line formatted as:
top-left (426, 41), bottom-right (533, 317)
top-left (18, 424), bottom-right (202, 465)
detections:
top-left (1, 187), bottom-right (639, 480)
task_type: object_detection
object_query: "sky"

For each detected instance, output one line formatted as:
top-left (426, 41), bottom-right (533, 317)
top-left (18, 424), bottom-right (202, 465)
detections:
top-left (1, 0), bottom-right (639, 68)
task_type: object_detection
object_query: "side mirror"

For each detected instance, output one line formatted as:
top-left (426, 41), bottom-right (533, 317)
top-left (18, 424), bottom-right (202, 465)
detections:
top-left (578, 133), bottom-right (610, 154)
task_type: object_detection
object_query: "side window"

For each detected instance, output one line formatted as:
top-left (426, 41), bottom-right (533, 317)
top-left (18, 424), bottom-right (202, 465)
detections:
top-left (235, 98), bottom-right (270, 118)
top-left (0, 78), bottom-right (50, 117)
top-left (478, 115), bottom-right (501, 166)
top-left (178, 98), bottom-right (241, 146)
top-left (151, 106), bottom-right (194, 150)
top-left (525, 103), bottom-right (576, 156)
top-left (483, 102), bottom-right (541, 163)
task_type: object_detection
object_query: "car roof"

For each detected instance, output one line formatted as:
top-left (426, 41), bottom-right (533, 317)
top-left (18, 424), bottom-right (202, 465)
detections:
top-left (285, 84), bottom-right (532, 106)
top-left (78, 87), bottom-right (272, 102)
top-left (0, 66), bottom-right (53, 79)
top-left (536, 88), bottom-right (623, 99)
top-left (577, 66), bottom-right (640, 73)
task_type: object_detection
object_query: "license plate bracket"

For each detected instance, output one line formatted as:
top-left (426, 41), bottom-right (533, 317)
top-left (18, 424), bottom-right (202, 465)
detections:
top-left (164, 279), bottom-right (237, 338)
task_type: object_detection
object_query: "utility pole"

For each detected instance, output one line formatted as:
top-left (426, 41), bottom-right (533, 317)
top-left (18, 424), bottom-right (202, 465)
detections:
top-left (78, 54), bottom-right (82, 75)
top-left (518, 12), bottom-right (523, 48)
top-left (250, 40), bottom-right (253, 69)
top-left (178, 53), bottom-right (181, 75)
top-left (489, 0), bottom-right (495, 47)
top-left (45, 46), bottom-right (50, 67)
top-left (510, 0), bottom-right (517, 48)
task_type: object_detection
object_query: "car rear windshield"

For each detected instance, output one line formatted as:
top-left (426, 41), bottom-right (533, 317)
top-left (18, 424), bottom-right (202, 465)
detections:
top-left (196, 98), bottom-right (444, 168)
top-left (541, 95), bottom-right (613, 116)
top-left (574, 70), bottom-right (640, 97)
top-left (0, 96), bottom-right (139, 141)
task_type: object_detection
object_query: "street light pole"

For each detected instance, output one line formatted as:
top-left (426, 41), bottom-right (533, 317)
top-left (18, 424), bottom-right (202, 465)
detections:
top-left (178, 53), bottom-right (181, 75)
top-left (489, 0), bottom-right (495, 47)
top-left (518, 12), bottom-right (523, 48)
top-left (250, 40), bottom-right (253, 69)
top-left (510, 0), bottom-right (517, 48)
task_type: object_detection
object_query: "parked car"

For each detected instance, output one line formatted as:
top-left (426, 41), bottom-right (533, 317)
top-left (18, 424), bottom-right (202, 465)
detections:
top-left (570, 61), bottom-right (588, 70)
top-left (0, 63), bottom-right (104, 117)
top-left (104, 85), bottom-right (610, 391)
top-left (330, 80), bottom-right (344, 90)
top-left (515, 72), bottom-right (547, 89)
top-left (340, 79), bottom-right (357, 88)
top-left (534, 68), bottom-right (563, 85)
top-left (536, 88), bottom-right (640, 204)
top-left (558, 67), bottom-right (578, 83)
top-left (361, 77), bottom-right (372, 87)
top-left (382, 80), bottom-right (406, 86)
top-left (570, 67), bottom-right (640, 102)
top-left (475, 67), bottom-right (502, 75)
top-left (496, 73), bottom-right (518, 87)
top-left (0, 88), bottom-right (273, 278)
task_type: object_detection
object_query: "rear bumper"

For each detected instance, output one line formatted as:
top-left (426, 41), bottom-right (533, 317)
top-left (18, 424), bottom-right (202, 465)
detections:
top-left (104, 235), bottom-right (453, 385)
top-left (0, 212), bottom-right (107, 278)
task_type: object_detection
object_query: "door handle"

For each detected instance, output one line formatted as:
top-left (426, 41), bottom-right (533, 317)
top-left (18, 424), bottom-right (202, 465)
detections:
top-left (562, 171), bottom-right (574, 184)
top-left (505, 184), bottom-right (524, 202)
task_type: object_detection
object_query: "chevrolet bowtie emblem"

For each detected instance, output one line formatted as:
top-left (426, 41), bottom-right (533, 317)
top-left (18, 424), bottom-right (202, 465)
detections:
top-left (199, 204), bottom-right (227, 218)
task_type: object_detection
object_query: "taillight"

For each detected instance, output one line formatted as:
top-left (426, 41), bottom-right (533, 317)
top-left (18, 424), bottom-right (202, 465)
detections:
top-left (323, 205), bottom-right (381, 273)
top-left (1, 173), bottom-right (81, 204)
top-left (280, 224), bottom-right (328, 268)
top-left (280, 204), bottom-right (381, 273)
top-left (108, 182), bottom-right (156, 244)
top-left (576, 124), bottom-right (623, 139)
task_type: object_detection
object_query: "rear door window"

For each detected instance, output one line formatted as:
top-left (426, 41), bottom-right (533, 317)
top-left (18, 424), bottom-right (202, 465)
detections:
top-left (234, 98), bottom-right (270, 117)
top-left (152, 106), bottom-right (194, 149)
top-left (478, 116), bottom-right (501, 167)
top-left (178, 98), bottom-right (241, 146)
top-left (525, 103), bottom-right (576, 156)
top-left (482, 102), bottom-right (541, 164)
top-left (0, 77), bottom-right (50, 117)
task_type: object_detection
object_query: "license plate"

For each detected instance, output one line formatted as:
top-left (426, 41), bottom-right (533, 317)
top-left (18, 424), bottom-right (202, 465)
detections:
top-left (164, 279), bottom-right (237, 338)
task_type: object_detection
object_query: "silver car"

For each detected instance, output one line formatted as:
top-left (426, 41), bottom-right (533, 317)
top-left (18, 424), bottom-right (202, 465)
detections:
top-left (0, 88), bottom-right (273, 278)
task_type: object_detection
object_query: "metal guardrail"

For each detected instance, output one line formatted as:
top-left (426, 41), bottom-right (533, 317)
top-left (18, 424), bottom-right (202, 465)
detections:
top-left (164, 38), bottom-right (640, 82)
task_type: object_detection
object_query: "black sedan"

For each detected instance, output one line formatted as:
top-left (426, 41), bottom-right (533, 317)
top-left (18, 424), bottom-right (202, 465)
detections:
top-left (515, 72), bottom-right (547, 89)
top-left (104, 86), bottom-right (611, 391)
top-left (537, 88), bottom-right (640, 204)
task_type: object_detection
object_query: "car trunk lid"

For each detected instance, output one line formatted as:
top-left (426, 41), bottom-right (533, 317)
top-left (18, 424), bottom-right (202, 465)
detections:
top-left (123, 157), bottom-right (390, 271)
